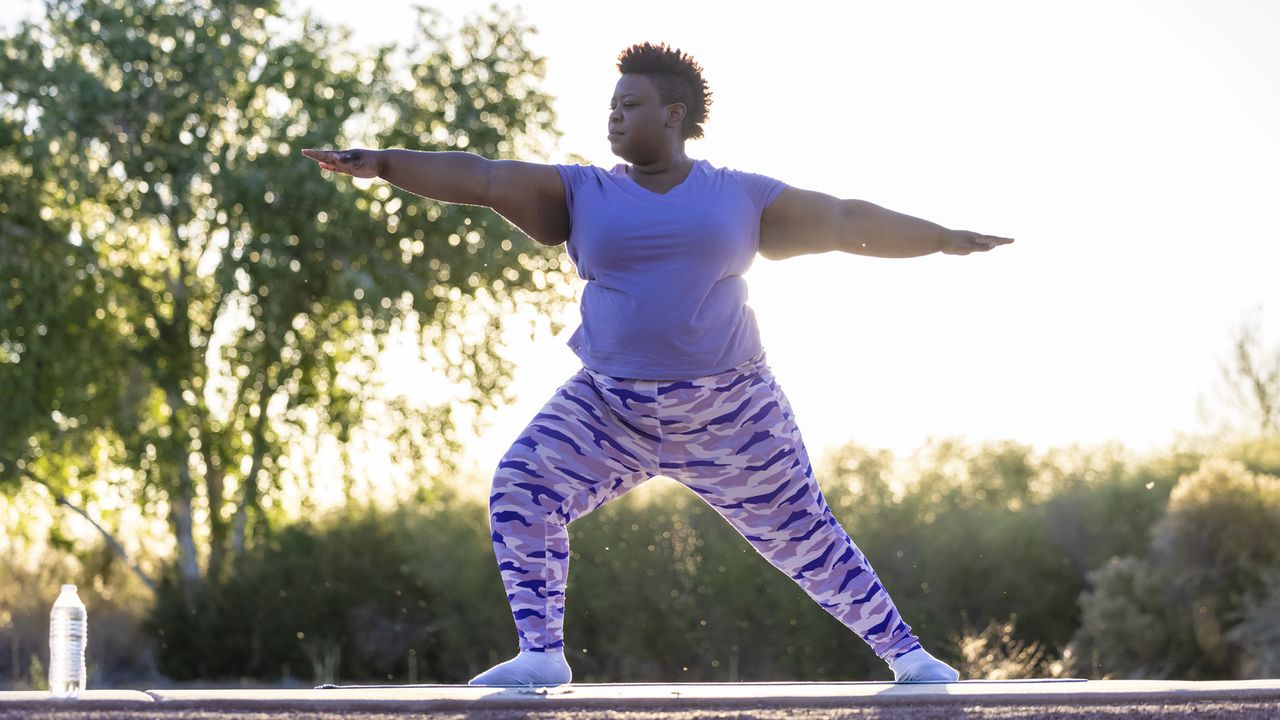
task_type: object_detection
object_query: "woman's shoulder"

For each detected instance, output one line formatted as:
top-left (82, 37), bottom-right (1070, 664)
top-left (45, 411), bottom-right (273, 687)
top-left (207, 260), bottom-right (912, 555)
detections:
top-left (555, 160), bottom-right (626, 175)
top-left (701, 159), bottom-right (789, 210)
top-left (702, 160), bottom-right (784, 187)
top-left (701, 158), bottom-right (773, 179)
top-left (554, 161), bottom-right (629, 188)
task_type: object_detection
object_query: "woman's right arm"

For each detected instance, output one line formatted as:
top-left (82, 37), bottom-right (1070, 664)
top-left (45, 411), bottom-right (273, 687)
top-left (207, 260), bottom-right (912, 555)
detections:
top-left (301, 148), bottom-right (569, 247)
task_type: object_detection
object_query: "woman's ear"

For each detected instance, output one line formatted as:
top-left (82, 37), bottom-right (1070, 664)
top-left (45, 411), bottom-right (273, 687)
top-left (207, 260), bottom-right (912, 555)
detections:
top-left (665, 102), bottom-right (687, 129)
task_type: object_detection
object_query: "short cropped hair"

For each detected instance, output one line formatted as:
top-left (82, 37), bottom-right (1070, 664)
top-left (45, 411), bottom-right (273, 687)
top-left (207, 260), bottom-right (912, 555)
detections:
top-left (616, 42), bottom-right (713, 140)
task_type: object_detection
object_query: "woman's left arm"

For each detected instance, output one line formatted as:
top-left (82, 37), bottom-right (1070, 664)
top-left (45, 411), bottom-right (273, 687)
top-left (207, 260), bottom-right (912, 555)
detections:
top-left (758, 187), bottom-right (1014, 260)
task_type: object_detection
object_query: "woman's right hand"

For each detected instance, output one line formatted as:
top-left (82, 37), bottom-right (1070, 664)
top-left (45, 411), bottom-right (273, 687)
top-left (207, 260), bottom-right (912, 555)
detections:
top-left (301, 148), bottom-right (383, 179)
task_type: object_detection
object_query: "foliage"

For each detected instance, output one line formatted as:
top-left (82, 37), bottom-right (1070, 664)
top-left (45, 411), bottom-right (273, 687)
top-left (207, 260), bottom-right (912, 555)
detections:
top-left (1217, 307), bottom-right (1280, 436)
top-left (5, 435), bottom-right (1279, 685)
top-left (0, 0), bottom-right (570, 597)
top-left (1225, 571), bottom-right (1280, 678)
top-left (139, 436), bottom-right (1278, 684)
top-left (819, 438), bottom-right (1188, 657)
top-left (1070, 555), bottom-right (1192, 678)
top-left (1068, 457), bottom-right (1280, 679)
top-left (145, 484), bottom-right (540, 684)
top-left (952, 613), bottom-right (1064, 680)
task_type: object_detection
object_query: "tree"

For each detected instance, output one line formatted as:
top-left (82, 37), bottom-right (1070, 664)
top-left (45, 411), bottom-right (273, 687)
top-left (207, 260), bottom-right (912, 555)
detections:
top-left (1219, 308), bottom-right (1280, 436)
top-left (0, 0), bottom-right (572, 599)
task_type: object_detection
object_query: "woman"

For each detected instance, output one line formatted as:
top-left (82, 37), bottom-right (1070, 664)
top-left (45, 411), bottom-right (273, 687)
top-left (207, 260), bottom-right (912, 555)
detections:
top-left (304, 41), bottom-right (1012, 687)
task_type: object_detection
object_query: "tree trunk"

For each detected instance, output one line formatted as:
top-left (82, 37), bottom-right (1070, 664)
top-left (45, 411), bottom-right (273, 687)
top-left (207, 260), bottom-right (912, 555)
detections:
top-left (169, 484), bottom-right (200, 586)
top-left (204, 450), bottom-right (227, 583)
top-left (231, 380), bottom-right (272, 558)
top-left (159, 379), bottom-right (202, 601)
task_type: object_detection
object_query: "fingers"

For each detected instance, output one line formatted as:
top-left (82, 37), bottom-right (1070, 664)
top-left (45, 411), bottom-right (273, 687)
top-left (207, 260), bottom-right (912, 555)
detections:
top-left (301, 148), bottom-right (334, 163)
top-left (972, 233), bottom-right (1014, 251)
top-left (945, 231), bottom-right (1014, 255)
top-left (303, 148), bottom-right (376, 178)
top-left (303, 149), bottom-right (353, 176)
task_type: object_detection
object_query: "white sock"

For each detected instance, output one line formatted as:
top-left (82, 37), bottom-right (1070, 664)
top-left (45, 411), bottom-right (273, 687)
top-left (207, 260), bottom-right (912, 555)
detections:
top-left (468, 649), bottom-right (572, 686)
top-left (887, 647), bottom-right (960, 682)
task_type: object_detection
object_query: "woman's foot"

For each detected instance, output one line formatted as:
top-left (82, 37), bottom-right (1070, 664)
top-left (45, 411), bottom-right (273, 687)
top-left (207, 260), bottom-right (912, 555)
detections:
top-left (468, 649), bottom-right (572, 686)
top-left (887, 647), bottom-right (960, 682)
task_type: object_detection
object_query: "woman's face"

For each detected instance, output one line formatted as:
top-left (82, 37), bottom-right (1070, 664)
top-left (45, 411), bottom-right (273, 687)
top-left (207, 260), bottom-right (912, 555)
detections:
top-left (607, 73), bottom-right (684, 162)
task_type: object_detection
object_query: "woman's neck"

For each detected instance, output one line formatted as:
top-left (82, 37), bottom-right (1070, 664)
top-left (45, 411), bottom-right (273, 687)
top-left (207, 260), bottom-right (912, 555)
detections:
top-left (628, 151), bottom-right (691, 178)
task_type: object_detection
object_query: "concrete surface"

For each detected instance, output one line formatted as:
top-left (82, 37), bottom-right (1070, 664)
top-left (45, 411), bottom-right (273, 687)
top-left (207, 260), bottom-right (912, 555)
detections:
top-left (150, 679), bottom-right (1280, 708)
top-left (0, 690), bottom-right (155, 702)
top-left (1, 680), bottom-right (1278, 718)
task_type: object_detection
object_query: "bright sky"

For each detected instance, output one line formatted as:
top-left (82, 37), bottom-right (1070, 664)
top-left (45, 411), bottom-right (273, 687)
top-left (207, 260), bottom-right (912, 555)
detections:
top-left (7, 0), bottom-right (1278, 483)
top-left (326, 0), bottom-right (1276, 474)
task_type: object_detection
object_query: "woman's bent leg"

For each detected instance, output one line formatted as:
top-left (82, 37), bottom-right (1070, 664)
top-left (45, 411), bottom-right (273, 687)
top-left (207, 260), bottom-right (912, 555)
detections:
top-left (486, 369), bottom-right (661, 655)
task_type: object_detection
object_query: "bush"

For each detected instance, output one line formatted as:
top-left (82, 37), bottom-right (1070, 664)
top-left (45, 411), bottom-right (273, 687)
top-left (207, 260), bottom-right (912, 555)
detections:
top-left (124, 435), bottom-right (1280, 684)
top-left (1069, 556), bottom-right (1194, 678)
top-left (1225, 571), bottom-right (1280, 678)
top-left (149, 494), bottom-right (510, 684)
top-left (1068, 457), bottom-right (1280, 679)
top-left (953, 613), bottom-right (1064, 680)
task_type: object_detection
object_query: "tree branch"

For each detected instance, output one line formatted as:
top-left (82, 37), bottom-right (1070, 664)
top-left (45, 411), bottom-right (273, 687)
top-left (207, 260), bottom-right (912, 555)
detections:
top-left (52, 491), bottom-right (158, 594)
top-left (7, 461), bottom-right (158, 593)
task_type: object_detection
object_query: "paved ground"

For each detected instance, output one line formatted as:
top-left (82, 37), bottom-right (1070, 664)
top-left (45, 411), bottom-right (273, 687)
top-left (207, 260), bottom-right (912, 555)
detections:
top-left (4, 702), bottom-right (1280, 719)
top-left (2, 681), bottom-right (1278, 719)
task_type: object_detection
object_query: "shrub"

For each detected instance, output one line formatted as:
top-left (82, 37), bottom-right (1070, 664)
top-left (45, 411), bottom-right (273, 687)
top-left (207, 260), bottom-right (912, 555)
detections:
top-left (1068, 458), bottom-right (1280, 678)
top-left (1225, 571), bottom-right (1280, 678)
top-left (149, 501), bottom-right (489, 684)
top-left (953, 613), bottom-right (1064, 680)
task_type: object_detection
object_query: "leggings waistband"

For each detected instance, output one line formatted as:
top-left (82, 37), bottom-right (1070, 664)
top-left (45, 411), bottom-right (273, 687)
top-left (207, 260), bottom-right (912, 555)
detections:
top-left (584, 350), bottom-right (768, 385)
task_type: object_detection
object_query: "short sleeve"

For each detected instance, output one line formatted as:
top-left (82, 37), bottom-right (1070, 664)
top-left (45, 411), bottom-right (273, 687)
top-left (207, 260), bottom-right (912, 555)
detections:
top-left (553, 163), bottom-right (592, 219)
top-left (726, 168), bottom-right (789, 215)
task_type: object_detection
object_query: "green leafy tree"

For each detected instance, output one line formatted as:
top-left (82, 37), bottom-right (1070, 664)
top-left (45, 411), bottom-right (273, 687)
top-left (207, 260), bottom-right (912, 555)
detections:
top-left (0, 0), bottom-right (571, 600)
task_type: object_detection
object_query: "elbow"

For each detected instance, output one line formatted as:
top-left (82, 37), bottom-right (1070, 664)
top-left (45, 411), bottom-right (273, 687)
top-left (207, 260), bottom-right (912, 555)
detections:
top-left (757, 238), bottom-right (785, 261)
top-left (477, 156), bottom-right (495, 208)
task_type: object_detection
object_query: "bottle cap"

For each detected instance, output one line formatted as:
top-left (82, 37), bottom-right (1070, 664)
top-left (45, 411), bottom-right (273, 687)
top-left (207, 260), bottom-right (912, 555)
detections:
top-left (61, 584), bottom-right (76, 592)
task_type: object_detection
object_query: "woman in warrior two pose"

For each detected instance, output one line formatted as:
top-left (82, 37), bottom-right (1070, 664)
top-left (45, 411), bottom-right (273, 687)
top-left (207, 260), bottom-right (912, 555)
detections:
top-left (303, 41), bottom-right (1013, 687)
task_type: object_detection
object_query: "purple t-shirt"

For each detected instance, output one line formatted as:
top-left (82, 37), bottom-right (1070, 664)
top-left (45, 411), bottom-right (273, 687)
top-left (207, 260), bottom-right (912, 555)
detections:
top-left (553, 158), bottom-right (788, 380)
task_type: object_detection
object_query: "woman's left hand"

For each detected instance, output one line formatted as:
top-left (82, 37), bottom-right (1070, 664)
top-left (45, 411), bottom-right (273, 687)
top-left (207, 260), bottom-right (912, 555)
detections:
top-left (940, 229), bottom-right (1015, 255)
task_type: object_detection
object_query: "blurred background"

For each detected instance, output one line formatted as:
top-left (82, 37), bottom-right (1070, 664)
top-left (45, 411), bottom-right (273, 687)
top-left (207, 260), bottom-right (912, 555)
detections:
top-left (1, 0), bottom-right (1278, 688)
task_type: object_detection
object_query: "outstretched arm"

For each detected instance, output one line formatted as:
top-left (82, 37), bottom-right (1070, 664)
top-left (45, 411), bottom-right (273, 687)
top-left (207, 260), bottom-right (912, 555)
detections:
top-left (758, 187), bottom-right (1014, 260)
top-left (300, 148), bottom-right (570, 246)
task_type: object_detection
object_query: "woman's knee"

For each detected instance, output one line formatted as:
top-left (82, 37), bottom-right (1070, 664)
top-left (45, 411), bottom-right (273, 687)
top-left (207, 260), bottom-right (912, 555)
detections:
top-left (490, 454), bottom-right (568, 518)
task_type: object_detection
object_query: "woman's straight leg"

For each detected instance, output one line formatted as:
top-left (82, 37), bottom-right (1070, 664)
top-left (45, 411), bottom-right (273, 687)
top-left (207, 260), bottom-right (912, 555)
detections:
top-left (659, 352), bottom-right (923, 663)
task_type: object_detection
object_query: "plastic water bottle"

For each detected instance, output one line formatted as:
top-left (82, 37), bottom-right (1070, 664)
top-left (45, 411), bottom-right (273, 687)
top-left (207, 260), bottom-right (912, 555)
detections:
top-left (48, 584), bottom-right (88, 699)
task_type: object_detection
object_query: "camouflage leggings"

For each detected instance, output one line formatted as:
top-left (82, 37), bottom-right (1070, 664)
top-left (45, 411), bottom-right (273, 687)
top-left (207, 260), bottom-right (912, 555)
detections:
top-left (487, 350), bottom-right (922, 661)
